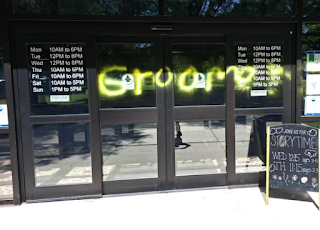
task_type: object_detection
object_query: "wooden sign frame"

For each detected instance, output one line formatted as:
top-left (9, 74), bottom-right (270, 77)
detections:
top-left (265, 126), bottom-right (320, 211)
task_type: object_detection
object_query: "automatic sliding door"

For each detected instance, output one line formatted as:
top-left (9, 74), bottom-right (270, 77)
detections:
top-left (97, 37), bottom-right (166, 193)
top-left (165, 38), bottom-right (228, 187)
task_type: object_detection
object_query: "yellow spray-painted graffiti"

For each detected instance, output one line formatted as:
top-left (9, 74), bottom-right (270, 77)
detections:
top-left (98, 65), bottom-right (288, 97)
top-left (206, 67), bottom-right (225, 92)
top-left (133, 69), bottom-right (154, 95)
top-left (178, 66), bottom-right (198, 92)
top-left (98, 66), bottom-right (127, 96)
top-left (155, 67), bottom-right (173, 87)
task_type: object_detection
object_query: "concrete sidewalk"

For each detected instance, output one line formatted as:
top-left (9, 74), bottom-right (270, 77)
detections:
top-left (0, 186), bottom-right (319, 230)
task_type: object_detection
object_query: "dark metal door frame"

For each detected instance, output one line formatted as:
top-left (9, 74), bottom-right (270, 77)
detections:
top-left (232, 33), bottom-right (294, 185)
top-left (163, 37), bottom-right (229, 189)
top-left (12, 22), bottom-right (294, 200)
top-left (15, 34), bottom-right (102, 201)
top-left (232, 34), bottom-right (293, 121)
top-left (99, 35), bottom-right (230, 194)
top-left (98, 36), bottom-right (166, 194)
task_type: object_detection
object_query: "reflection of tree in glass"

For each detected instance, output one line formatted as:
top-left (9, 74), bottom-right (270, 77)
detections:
top-left (100, 0), bottom-right (158, 16)
top-left (13, 0), bottom-right (296, 16)
top-left (13, 0), bottom-right (159, 16)
top-left (97, 43), bottom-right (156, 108)
top-left (97, 43), bottom-right (154, 77)
top-left (302, 0), bottom-right (320, 17)
top-left (165, 0), bottom-right (295, 17)
top-left (172, 44), bottom-right (226, 106)
top-left (173, 44), bottom-right (224, 86)
top-left (302, 24), bottom-right (320, 63)
top-left (58, 0), bottom-right (102, 15)
top-left (165, 0), bottom-right (235, 16)
top-left (13, 0), bottom-right (51, 14)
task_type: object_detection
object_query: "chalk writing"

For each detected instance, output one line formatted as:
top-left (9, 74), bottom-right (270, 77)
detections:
top-left (268, 124), bottom-right (319, 192)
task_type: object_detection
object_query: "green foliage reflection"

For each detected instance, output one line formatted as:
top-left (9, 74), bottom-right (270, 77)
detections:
top-left (302, 0), bottom-right (320, 17)
top-left (13, 0), bottom-right (51, 14)
top-left (164, 0), bottom-right (296, 17)
top-left (13, 0), bottom-right (159, 16)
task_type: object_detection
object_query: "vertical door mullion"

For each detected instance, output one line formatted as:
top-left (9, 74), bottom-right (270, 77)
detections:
top-left (283, 34), bottom-right (293, 123)
top-left (295, 0), bottom-right (302, 124)
top-left (2, 19), bottom-right (22, 204)
top-left (164, 37), bottom-right (175, 188)
top-left (226, 35), bottom-right (236, 185)
top-left (87, 35), bottom-right (102, 195)
top-left (15, 36), bottom-right (36, 200)
top-left (155, 37), bottom-right (167, 189)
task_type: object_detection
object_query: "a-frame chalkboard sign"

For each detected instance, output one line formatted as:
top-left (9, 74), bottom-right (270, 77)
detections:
top-left (266, 124), bottom-right (320, 210)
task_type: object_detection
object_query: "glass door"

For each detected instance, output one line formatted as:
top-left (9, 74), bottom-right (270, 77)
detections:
top-left (13, 22), bottom-right (294, 200)
top-left (98, 36), bottom-right (229, 194)
top-left (97, 37), bottom-right (167, 193)
top-left (97, 25), bottom-right (294, 193)
top-left (165, 37), bottom-right (228, 188)
top-left (15, 34), bottom-right (101, 201)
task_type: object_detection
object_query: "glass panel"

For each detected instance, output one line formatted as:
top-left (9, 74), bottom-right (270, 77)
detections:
top-left (164, 0), bottom-right (296, 17)
top-left (0, 45), bottom-right (8, 128)
top-left (235, 43), bottom-right (284, 108)
top-left (27, 44), bottom-right (88, 115)
top-left (0, 46), bottom-right (5, 105)
top-left (0, 134), bottom-right (13, 200)
top-left (173, 44), bottom-right (225, 106)
top-left (302, 24), bottom-right (320, 116)
top-left (302, 0), bottom-right (320, 17)
top-left (58, 0), bottom-right (102, 15)
top-left (97, 43), bottom-right (156, 108)
top-left (58, 0), bottom-right (159, 16)
top-left (13, 0), bottom-right (159, 16)
top-left (33, 123), bottom-right (92, 186)
top-left (13, 0), bottom-right (51, 14)
top-left (0, 37), bottom-right (12, 200)
top-left (101, 123), bottom-right (158, 181)
top-left (235, 115), bottom-right (282, 173)
top-left (175, 120), bottom-right (226, 176)
top-left (302, 121), bottom-right (320, 129)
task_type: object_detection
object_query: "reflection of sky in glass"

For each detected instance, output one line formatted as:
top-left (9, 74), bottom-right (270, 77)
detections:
top-left (135, 43), bottom-right (152, 48)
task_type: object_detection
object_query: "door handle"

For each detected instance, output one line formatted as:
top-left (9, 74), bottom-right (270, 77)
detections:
top-left (151, 25), bottom-right (172, 31)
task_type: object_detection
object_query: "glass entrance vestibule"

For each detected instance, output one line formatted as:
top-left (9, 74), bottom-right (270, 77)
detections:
top-left (10, 22), bottom-right (294, 201)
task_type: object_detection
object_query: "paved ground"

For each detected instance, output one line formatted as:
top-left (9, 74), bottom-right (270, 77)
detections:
top-left (0, 186), bottom-right (319, 230)
top-left (0, 155), bottom-right (12, 200)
